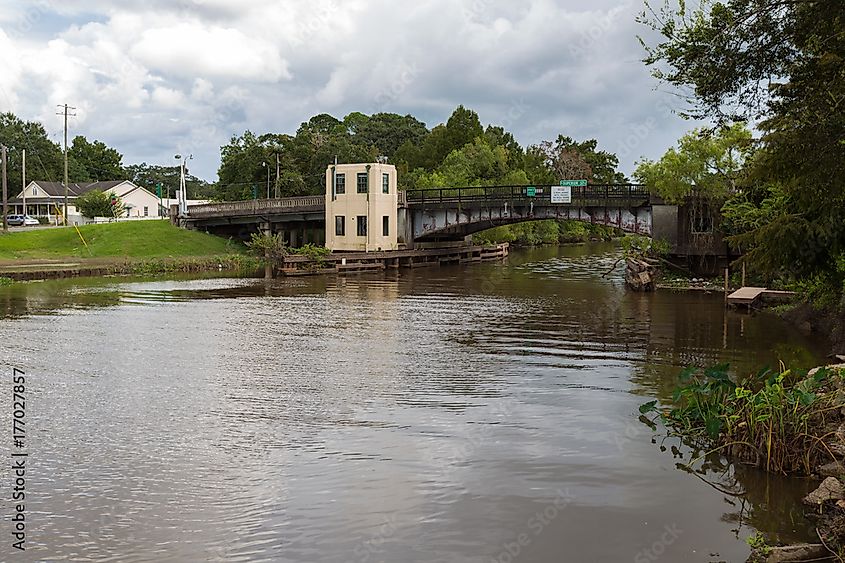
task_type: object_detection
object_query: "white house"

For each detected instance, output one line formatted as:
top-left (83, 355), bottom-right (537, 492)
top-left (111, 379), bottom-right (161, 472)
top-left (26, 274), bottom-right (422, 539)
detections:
top-left (9, 180), bottom-right (164, 224)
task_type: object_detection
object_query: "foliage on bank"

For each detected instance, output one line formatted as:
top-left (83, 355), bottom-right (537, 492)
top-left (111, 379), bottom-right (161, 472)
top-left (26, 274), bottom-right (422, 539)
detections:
top-left (640, 364), bottom-right (844, 476)
top-left (247, 233), bottom-right (332, 267)
top-left (472, 220), bottom-right (619, 246)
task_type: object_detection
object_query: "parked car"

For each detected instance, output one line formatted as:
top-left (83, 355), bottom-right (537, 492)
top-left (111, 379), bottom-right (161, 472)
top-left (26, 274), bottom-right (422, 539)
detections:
top-left (6, 214), bottom-right (24, 226)
top-left (22, 215), bottom-right (39, 226)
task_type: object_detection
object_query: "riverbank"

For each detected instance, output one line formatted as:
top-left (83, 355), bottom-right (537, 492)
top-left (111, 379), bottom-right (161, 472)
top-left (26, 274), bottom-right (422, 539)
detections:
top-left (0, 221), bottom-right (257, 282)
top-left (641, 362), bottom-right (845, 561)
top-left (782, 303), bottom-right (845, 357)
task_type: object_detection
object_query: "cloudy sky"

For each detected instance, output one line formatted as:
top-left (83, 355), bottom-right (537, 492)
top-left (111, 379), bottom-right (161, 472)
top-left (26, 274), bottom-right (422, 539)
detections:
top-left (0, 0), bottom-right (698, 181)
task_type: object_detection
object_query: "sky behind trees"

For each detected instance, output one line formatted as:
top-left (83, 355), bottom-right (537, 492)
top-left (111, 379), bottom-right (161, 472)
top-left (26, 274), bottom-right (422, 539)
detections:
top-left (0, 0), bottom-right (700, 180)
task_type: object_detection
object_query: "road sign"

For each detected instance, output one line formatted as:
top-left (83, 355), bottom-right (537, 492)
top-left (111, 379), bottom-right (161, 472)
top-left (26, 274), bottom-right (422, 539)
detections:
top-left (551, 186), bottom-right (572, 204)
top-left (560, 179), bottom-right (588, 187)
top-left (155, 183), bottom-right (162, 198)
top-left (526, 187), bottom-right (537, 197)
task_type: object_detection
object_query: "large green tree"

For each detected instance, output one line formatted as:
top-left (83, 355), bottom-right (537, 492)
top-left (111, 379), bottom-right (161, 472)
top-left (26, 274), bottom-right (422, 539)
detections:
top-left (0, 113), bottom-right (68, 191)
top-left (348, 112), bottom-right (428, 159)
top-left (69, 136), bottom-right (123, 181)
top-left (634, 124), bottom-right (753, 204)
top-left (124, 162), bottom-right (213, 200)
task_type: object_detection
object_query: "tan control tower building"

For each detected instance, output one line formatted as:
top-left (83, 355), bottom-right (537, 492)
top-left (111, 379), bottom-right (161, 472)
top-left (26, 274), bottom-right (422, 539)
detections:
top-left (325, 163), bottom-right (399, 252)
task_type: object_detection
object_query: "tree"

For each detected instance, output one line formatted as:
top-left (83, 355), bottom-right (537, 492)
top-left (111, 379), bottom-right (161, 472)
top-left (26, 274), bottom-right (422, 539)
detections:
top-left (350, 113), bottom-right (428, 159)
top-left (445, 105), bottom-right (484, 153)
top-left (414, 137), bottom-right (529, 188)
top-left (124, 162), bottom-right (213, 200)
top-left (217, 131), bottom-right (278, 200)
top-left (76, 190), bottom-right (124, 218)
top-left (634, 124), bottom-right (753, 204)
top-left (533, 136), bottom-right (594, 182)
top-left (0, 112), bottom-right (66, 190)
top-left (69, 136), bottom-right (123, 181)
top-left (640, 0), bottom-right (845, 303)
top-left (532, 136), bottom-right (626, 184)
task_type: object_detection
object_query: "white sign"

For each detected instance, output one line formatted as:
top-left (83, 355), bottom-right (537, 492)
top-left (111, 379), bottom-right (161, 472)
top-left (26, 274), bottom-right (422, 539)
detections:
top-left (551, 186), bottom-right (572, 204)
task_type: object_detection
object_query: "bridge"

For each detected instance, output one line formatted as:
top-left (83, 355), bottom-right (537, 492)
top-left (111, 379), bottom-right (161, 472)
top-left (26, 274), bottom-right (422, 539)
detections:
top-left (404, 184), bottom-right (651, 241)
top-left (183, 184), bottom-right (654, 247)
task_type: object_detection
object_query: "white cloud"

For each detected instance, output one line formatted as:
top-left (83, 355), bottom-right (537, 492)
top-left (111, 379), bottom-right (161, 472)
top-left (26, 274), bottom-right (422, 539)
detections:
top-left (132, 22), bottom-right (290, 81)
top-left (0, 0), bottom-right (701, 180)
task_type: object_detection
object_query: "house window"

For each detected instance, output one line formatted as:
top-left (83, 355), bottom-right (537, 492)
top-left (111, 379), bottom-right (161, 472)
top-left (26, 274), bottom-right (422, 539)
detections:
top-left (335, 173), bottom-right (346, 195)
top-left (382, 173), bottom-right (390, 194)
top-left (335, 216), bottom-right (345, 236)
top-left (143, 206), bottom-right (149, 217)
top-left (356, 215), bottom-right (367, 237)
top-left (357, 173), bottom-right (369, 194)
top-left (32, 187), bottom-right (38, 196)
top-left (382, 215), bottom-right (390, 237)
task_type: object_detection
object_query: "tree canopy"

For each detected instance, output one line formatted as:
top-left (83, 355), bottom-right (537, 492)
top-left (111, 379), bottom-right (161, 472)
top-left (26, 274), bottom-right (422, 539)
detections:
top-left (216, 106), bottom-right (627, 199)
top-left (69, 136), bottom-right (123, 181)
top-left (634, 124), bottom-right (753, 204)
top-left (640, 0), bottom-right (845, 304)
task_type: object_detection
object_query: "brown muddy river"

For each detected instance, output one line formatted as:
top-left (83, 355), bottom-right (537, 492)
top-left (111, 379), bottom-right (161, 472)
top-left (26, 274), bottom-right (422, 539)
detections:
top-left (0, 244), bottom-right (827, 562)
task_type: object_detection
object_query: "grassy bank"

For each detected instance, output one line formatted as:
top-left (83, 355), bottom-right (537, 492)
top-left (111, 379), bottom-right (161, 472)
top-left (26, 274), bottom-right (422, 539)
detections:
top-left (0, 220), bottom-right (244, 261)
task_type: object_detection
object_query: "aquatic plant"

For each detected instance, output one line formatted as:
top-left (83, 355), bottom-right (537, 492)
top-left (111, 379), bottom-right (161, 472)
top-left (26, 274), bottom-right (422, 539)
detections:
top-left (640, 364), bottom-right (844, 475)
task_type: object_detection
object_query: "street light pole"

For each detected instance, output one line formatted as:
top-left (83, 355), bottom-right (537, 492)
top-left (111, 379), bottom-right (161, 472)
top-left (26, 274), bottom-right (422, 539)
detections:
top-left (262, 161), bottom-right (270, 199)
top-left (275, 153), bottom-right (280, 198)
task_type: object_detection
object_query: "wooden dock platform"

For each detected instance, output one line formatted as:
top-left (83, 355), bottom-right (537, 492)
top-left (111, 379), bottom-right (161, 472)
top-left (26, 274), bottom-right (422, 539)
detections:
top-left (728, 287), bottom-right (796, 309)
top-left (276, 243), bottom-right (509, 277)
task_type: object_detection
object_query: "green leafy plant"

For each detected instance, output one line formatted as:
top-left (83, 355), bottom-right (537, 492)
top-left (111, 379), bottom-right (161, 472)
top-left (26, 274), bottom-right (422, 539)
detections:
top-left (247, 233), bottom-right (289, 259)
top-left (746, 532), bottom-right (771, 555)
top-left (640, 364), bottom-right (841, 475)
top-left (76, 190), bottom-right (125, 219)
top-left (293, 244), bottom-right (331, 268)
top-left (621, 235), bottom-right (669, 258)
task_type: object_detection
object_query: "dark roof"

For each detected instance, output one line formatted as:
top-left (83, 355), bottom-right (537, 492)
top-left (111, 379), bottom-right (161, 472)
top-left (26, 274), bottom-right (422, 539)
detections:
top-left (29, 180), bottom-right (129, 197)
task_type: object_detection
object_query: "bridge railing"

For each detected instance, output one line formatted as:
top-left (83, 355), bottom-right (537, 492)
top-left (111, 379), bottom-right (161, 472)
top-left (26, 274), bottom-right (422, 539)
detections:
top-left (187, 196), bottom-right (325, 218)
top-left (405, 184), bottom-right (650, 205)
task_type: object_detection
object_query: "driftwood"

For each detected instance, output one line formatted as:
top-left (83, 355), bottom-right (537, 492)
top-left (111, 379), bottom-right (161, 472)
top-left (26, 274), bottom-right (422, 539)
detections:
top-left (625, 257), bottom-right (660, 292)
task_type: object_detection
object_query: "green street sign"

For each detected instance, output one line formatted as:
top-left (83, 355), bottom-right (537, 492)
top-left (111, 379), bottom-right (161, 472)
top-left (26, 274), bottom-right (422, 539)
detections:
top-left (526, 187), bottom-right (537, 197)
top-left (560, 180), bottom-right (588, 187)
top-left (155, 183), bottom-right (162, 198)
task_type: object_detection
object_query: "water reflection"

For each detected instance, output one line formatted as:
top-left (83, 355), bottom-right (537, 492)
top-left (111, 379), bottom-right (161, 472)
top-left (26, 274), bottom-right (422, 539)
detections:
top-left (0, 244), bottom-right (827, 562)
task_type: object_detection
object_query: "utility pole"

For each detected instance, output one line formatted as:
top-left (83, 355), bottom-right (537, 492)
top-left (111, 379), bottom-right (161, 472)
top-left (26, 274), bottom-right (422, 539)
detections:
top-left (21, 149), bottom-right (26, 217)
top-left (57, 104), bottom-right (76, 225)
top-left (2, 145), bottom-right (8, 233)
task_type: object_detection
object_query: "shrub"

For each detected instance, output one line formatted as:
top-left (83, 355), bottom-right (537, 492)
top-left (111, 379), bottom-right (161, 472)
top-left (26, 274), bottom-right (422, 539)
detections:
top-left (640, 364), bottom-right (842, 475)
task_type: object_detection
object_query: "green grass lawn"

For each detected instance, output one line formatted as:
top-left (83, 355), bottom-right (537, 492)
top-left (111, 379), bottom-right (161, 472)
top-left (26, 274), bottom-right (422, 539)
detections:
top-left (0, 220), bottom-right (246, 261)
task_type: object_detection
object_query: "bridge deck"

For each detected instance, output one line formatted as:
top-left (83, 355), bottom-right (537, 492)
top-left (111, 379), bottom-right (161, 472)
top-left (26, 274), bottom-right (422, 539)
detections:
top-left (185, 184), bottom-right (651, 222)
